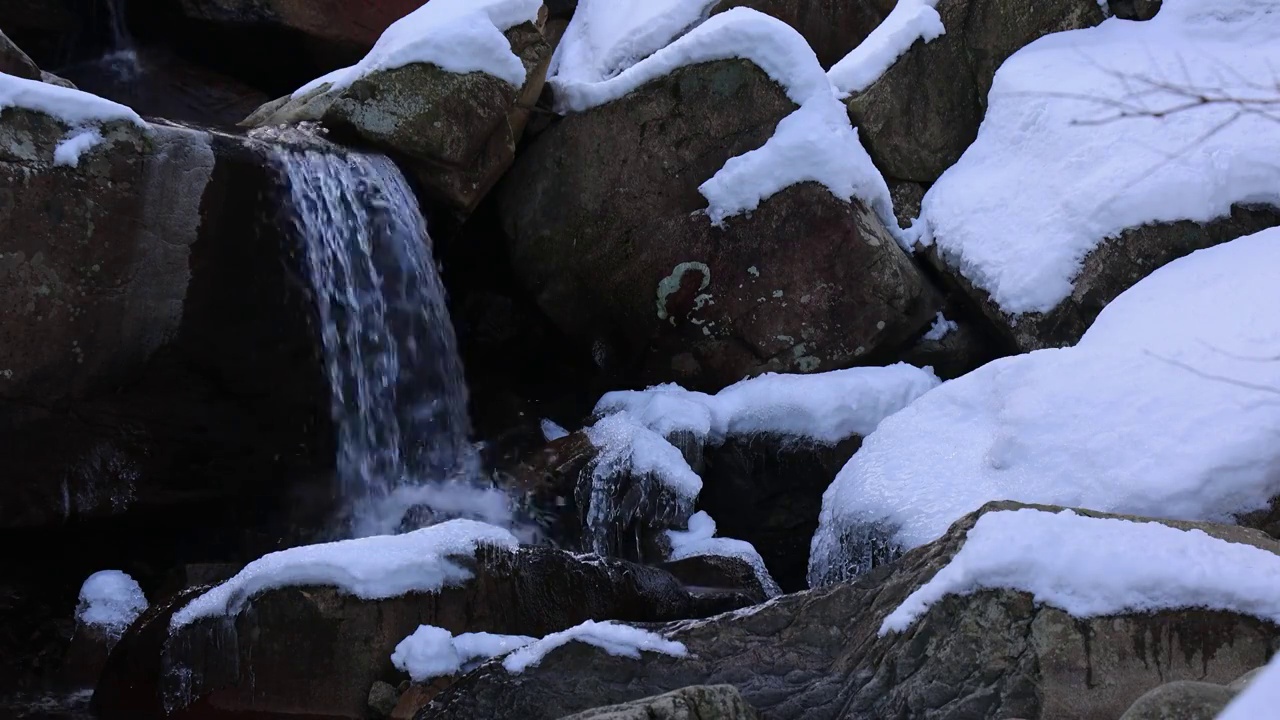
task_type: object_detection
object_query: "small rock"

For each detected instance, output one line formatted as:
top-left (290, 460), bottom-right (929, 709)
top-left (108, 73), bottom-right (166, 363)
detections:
top-left (368, 681), bottom-right (400, 718)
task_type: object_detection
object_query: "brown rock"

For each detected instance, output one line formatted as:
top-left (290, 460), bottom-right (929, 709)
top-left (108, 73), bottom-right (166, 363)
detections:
top-left (177, 0), bottom-right (421, 59)
top-left (0, 28), bottom-right (42, 81)
top-left (711, 0), bottom-right (897, 68)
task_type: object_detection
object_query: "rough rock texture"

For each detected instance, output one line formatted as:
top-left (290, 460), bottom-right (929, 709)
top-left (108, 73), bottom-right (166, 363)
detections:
top-left (711, 0), bottom-right (897, 69)
top-left (424, 502), bottom-right (1280, 720)
top-left (243, 22), bottom-right (552, 213)
top-left (94, 544), bottom-right (758, 720)
top-left (659, 555), bottom-right (770, 606)
top-left (0, 28), bottom-right (42, 81)
top-left (502, 59), bottom-right (939, 391)
top-left (177, 0), bottom-right (421, 60)
top-left (698, 435), bottom-right (861, 593)
top-left (847, 0), bottom-right (1106, 182)
top-left (930, 203), bottom-right (1280, 351)
top-left (1118, 681), bottom-right (1237, 720)
top-left (0, 108), bottom-right (330, 528)
top-left (561, 685), bottom-right (761, 720)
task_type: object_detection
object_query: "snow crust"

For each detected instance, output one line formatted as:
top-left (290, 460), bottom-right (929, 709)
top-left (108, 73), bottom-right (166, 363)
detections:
top-left (916, 0), bottom-right (1280, 314)
top-left (76, 570), bottom-right (147, 638)
top-left (585, 413), bottom-right (703, 500)
top-left (390, 625), bottom-right (534, 682)
top-left (921, 312), bottom-right (958, 342)
top-left (548, 0), bottom-right (719, 88)
top-left (595, 363), bottom-right (940, 446)
top-left (882, 509), bottom-right (1280, 634)
top-left (293, 0), bottom-right (540, 97)
top-left (0, 73), bottom-right (142, 127)
top-left (548, 7), bottom-right (898, 234)
top-left (1219, 652), bottom-right (1280, 720)
top-left (53, 129), bottom-right (104, 167)
top-left (171, 520), bottom-right (518, 629)
top-left (810, 230), bottom-right (1280, 584)
top-left (668, 511), bottom-right (782, 598)
top-left (828, 0), bottom-right (943, 95)
top-left (502, 620), bottom-right (687, 673)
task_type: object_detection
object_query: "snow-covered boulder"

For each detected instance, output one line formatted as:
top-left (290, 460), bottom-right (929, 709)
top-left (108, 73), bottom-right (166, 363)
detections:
top-left (504, 9), bottom-right (940, 390)
top-left (425, 502), bottom-right (1280, 720)
top-left (242, 0), bottom-right (552, 213)
top-left (915, 0), bottom-right (1280, 350)
top-left (810, 229), bottom-right (1280, 586)
top-left (60, 571), bottom-right (148, 690)
top-left (836, 0), bottom-right (1106, 183)
top-left (94, 520), bottom-right (756, 720)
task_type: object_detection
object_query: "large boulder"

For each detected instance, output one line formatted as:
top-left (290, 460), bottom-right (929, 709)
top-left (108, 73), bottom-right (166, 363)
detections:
top-left (93, 544), bottom-right (757, 720)
top-left (1118, 681), bottom-right (1239, 720)
top-left (0, 100), bottom-right (330, 528)
top-left (177, 0), bottom-right (421, 61)
top-left (423, 502), bottom-right (1280, 720)
top-left (501, 59), bottom-right (939, 391)
top-left (0, 28), bottom-right (41, 81)
top-left (243, 20), bottom-right (553, 213)
top-left (562, 685), bottom-right (761, 720)
top-left (846, 0), bottom-right (1106, 182)
top-left (711, 0), bottom-right (897, 68)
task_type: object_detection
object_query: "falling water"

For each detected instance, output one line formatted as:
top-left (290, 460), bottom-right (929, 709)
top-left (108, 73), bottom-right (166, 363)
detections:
top-left (269, 133), bottom-right (519, 537)
top-left (99, 0), bottom-right (143, 82)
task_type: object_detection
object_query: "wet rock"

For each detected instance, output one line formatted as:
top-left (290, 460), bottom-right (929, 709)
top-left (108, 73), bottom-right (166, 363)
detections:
top-left (561, 685), bottom-right (761, 720)
top-left (711, 0), bottom-right (897, 68)
top-left (177, 0), bottom-right (422, 61)
top-left (927, 204), bottom-right (1280, 351)
top-left (1111, 0), bottom-right (1162, 20)
top-left (0, 28), bottom-right (42, 81)
top-left (94, 544), bottom-right (756, 720)
top-left (1118, 681), bottom-right (1237, 720)
top-left (501, 59), bottom-right (939, 391)
top-left (847, 0), bottom-right (1106, 182)
top-left (424, 502), bottom-right (1280, 720)
top-left (243, 21), bottom-right (552, 213)
top-left (659, 555), bottom-right (770, 613)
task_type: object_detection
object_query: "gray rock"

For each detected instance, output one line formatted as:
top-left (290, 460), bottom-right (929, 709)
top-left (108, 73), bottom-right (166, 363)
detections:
top-left (424, 502), bottom-right (1280, 720)
top-left (1118, 681), bottom-right (1237, 720)
top-left (560, 685), bottom-right (760, 720)
top-left (1111, 0), bottom-right (1162, 20)
top-left (369, 680), bottom-right (401, 718)
top-left (501, 58), bottom-right (940, 391)
top-left (711, 0), bottom-right (897, 68)
top-left (1227, 666), bottom-right (1265, 692)
top-left (847, 0), bottom-right (1106, 182)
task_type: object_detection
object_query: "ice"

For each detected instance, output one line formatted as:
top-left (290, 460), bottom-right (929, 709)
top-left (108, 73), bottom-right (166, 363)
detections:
top-left (547, 8), bottom-right (898, 234)
top-left (595, 364), bottom-right (940, 446)
top-left (828, 0), bottom-right (943, 95)
top-left (293, 0), bottom-right (541, 97)
top-left (390, 626), bottom-right (536, 682)
top-left (810, 229), bottom-right (1280, 585)
top-left (452, 632), bottom-right (536, 664)
top-left (53, 129), bottom-right (104, 167)
top-left (881, 509), bottom-right (1280, 634)
top-left (585, 413), bottom-right (703, 500)
top-left (0, 72), bottom-right (142, 127)
top-left (502, 620), bottom-right (687, 673)
top-left (76, 570), bottom-right (147, 639)
top-left (540, 418), bottom-right (570, 442)
top-left (171, 520), bottom-right (518, 629)
top-left (667, 511), bottom-right (782, 597)
top-left (915, 0), bottom-right (1280, 314)
top-left (548, 0), bottom-right (720, 87)
top-left (1218, 652), bottom-right (1280, 720)
top-left (921, 312), bottom-right (958, 342)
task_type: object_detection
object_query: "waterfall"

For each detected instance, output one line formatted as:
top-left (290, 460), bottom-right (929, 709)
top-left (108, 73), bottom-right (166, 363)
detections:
top-left (100, 0), bottom-right (143, 82)
top-left (269, 135), bottom-right (519, 538)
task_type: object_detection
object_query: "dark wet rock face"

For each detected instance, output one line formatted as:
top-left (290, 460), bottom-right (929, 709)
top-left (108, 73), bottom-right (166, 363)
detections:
top-left (423, 503), bottom-right (1280, 720)
top-left (562, 684), bottom-right (762, 720)
top-left (502, 59), bottom-right (939, 391)
top-left (93, 544), bottom-right (757, 720)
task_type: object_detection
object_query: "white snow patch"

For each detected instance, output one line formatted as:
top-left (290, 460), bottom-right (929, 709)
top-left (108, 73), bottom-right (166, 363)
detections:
top-left (882, 509), bottom-right (1280, 634)
top-left (921, 312), bottom-right (958, 342)
top-left (810, 229), bottom-right (1280, 585)
top-left (390, 625), bottom-right (538, 682)
top-left (53, 129), bottom-right (104, 167)
top-left (540, 418), bottom-right (570, 442)
top-left (548, 0), bottom-right (719, 88)
top-left (76, 570), bottom-right (147, 638)
top-left (293, 0), bottom-right (540, 97)
top-left (171, 520), bottom-right (518, 629)
top-left (1219, 652), bottom-right (1280, 720)
top-left (668, 511), bottom-right (782, 597)
top-left (585, 413), bottom-right (703, 500)
top-left (0, 73), bottom-right (142, 127)
top-left (548, 8), bottom-right (898, 235)
top-left (596, 363), bottom-right (940, 446)
top-left (453, 631), bottom-right (537, 664)
top-left (502, 620), bottom-right (687, 673)
top-left (916, 0), bottom-right (1280, 314)
top-left (828, 0), bottom-right (943, 95)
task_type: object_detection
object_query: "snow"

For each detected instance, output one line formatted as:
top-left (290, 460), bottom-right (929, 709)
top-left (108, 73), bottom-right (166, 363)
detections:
top-left (881, 509), bottom-right (1280, 635)
top-left (1219, 653), bottom-right (1280, 720)
top-left (921, 312), bottom-right (958, 342)
top-left (390, 626), bottom-right (537, 682)
top-left (0, 72), bottom-right (142, 127)
top-left (171, 520), bottom-right (518, 629)
top-left (595, 363), bottom-right (940, 446)
top-left (293, 0), bottom-right (541, 98)
top-left (667, 511), bottom-right (782, 598)
top-left (915, 0), bottom-right (1280, 314)
top-left (548, 0), bottom-right (719, 87)
top-left (547, 8), bottom-right (898, 234)
top-left (53, 129), bottom-right (103, 167)
top-left (828, 0), bottom-right (943, 95)
top-left (809, 230), bottom-right (1280, 585)
top-left (502, 620), bottom-right (687, 673)
top-left (540, 418), bottom-right (570, 442)
top-left (585, 413), bottom-right (703, 500)
top-left (76, 570), bottom-right (147, 638)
